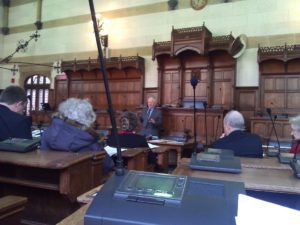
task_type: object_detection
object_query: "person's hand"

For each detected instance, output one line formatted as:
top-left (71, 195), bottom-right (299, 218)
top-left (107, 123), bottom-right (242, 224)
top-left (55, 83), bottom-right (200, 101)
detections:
top-left (219, 133), bottom-right (226, 138)
top-left (149, 118), bottom-right (156, 124)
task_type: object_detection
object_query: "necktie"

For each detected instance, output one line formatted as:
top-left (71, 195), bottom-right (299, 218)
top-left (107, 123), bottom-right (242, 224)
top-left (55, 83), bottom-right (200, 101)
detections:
top-left (147, 108), bottom-right (152, 119)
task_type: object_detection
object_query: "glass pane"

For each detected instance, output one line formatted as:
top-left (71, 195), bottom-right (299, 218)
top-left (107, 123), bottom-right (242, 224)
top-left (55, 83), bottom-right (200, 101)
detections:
top-left (45, 77), bottom-right (50, 84)
top-left (32, 90), bottom-right (36, 111)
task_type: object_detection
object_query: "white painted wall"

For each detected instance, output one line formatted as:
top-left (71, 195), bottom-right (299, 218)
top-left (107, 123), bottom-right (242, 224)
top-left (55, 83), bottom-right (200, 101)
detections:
top-left (1, 0), bottom-right (300, 88)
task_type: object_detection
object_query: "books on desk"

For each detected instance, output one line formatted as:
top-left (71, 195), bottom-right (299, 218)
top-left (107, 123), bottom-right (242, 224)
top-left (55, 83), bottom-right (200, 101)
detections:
top-left (190, 150), bottom-right (242, 173)
top-left (236, 194), bottom-right (300, 225)
top-left (0, 138), bottom-right (40, 153)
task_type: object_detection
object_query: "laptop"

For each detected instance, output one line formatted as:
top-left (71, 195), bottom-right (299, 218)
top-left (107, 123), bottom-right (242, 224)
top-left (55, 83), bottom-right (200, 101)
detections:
top-left (0, 138), bottom-right (40, 153)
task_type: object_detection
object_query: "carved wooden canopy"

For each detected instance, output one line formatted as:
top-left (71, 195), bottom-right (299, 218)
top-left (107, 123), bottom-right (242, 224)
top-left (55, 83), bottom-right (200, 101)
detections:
top-left (152, 25), bottom-right (238, 60)
top-left (61, 56), bottom-right (145, 72)
top-left (258, 44), bottom-right (300, 63)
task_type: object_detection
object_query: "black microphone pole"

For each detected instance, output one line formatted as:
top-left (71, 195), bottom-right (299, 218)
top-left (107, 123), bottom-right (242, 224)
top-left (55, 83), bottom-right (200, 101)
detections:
top-left (266, 108), bottom-right (280, 156)
top-left (88, 0), bottom-right (124, 176)
top-left (190, 74), bottom-right (198, 155)
top-left (203, 101), bottom-right (208, 148)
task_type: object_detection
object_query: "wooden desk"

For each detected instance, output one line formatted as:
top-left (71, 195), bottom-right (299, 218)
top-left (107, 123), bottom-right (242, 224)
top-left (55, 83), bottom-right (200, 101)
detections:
top-left (0, 150), bottom-right (106, 225)
top-left (57, 157), bottom-right (300, 225)
top-left (241, 156), bottom-right (290, 170)
top-left (174, 158), bottom-right (300, 194)
top-left (148, 140), bottom-right (194, 166)
top-left (0, 195), bottom-right (27, 225)
top-left (120, 148), bottom-right (150, 171)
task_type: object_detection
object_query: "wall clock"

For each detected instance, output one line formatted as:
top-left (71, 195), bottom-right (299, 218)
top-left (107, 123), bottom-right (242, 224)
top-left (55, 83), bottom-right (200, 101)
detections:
top-left (191, 0), bottom-right (208, 10)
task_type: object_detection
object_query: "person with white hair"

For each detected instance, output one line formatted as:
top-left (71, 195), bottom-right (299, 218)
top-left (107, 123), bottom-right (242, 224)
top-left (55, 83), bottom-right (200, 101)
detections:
top-left (139, 96), bottom-right (162, 138)
top-left (41, 98), bottom-right (103, 152)
top-left (289, 114), bottom-right (300, 154)
top-left (212, 110), bottom-right (263, 158)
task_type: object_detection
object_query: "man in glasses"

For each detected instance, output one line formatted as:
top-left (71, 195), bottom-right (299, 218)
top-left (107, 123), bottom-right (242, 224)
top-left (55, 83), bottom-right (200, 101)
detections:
top-left (0, 85), bottom-right (32, 141)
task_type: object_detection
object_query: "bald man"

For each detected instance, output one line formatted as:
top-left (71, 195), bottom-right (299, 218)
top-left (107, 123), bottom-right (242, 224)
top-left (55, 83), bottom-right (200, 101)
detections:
top-left (212, 110), bottom-right (263, 158)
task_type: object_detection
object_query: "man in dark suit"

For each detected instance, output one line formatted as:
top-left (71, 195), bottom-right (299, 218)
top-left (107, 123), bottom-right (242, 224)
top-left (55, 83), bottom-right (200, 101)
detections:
top-left (139, 96), bottom-right (162, 138)
top-left (0, 85), bottom-right (32, 141)
top-left (212, 110), bottom-right (263, 158)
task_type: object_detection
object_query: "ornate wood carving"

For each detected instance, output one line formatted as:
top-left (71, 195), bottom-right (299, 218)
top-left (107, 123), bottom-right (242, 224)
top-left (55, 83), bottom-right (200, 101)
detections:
top-left (258, 44), bottom-right (300, 63)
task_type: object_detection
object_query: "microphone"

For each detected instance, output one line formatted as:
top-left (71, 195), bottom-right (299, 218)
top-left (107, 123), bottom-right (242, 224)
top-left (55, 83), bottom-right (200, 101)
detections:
top-left (214, 115), bottom-right (221, 141)
top-left (266, 108), bottom-right (280, 157)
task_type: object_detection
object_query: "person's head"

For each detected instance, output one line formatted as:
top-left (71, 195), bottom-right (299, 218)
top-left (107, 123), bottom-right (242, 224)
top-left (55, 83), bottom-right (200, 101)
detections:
top-left (120, 111), bottom-right (138, 132)
top-left (147, 96), bottom-right (157, 108)
top-left (223, 110), bottom-right (245, 136)
top-left (58, 98), bottom-right (96, 128)
top-left (0, 85), bottom-right (28, 114)
top-left (289, 115), bottom-right (300, 140)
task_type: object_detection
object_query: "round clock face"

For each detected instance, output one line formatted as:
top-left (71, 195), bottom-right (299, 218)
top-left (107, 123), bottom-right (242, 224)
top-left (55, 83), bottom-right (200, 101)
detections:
top-left (191, 0), bottom-right (208, 10)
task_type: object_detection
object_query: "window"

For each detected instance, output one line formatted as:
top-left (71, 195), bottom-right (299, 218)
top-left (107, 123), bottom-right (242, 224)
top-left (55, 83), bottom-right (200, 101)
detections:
top-left (25, 75), bottom-right (50, 114)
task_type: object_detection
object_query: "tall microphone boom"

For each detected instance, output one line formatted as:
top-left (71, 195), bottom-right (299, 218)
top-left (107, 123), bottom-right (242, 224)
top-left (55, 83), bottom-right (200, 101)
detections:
top-left (88, 0), bottom-right (124, 175)
top-left (266, 108), bottom-right (280, 157)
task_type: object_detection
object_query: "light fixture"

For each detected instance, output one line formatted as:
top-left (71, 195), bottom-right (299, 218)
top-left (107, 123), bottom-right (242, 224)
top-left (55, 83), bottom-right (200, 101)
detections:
top-left (94, 13), bottom-right (110, 58)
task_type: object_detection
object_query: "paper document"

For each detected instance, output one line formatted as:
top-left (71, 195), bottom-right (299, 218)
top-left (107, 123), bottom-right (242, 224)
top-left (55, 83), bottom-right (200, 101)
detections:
top-left (148, 143), bottom-right (160, 149)
top-left (236, 194), bottom-right (300, 225)
top-left (104, 146), bottom-right (127, 157)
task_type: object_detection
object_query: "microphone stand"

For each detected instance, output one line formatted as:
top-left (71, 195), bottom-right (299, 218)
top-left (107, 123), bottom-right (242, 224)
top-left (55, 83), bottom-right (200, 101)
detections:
top-left (266, 109), bottom-right (280, 157)
top-left (190, 75), bottom-right (198, 156)
top-left (88, 0), bottom-right (124, 176)
top-left (203, 101), bottom-right (208, 149)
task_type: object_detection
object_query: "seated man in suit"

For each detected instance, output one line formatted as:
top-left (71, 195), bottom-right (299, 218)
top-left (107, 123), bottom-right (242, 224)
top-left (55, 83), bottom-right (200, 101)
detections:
top-left (0, 85), bottom-right (32, 141)
top-left (289, 114), bottom-right (300, 154)
top-left (107, 111), bottom-right (157, 164)
top-left (212, 110), bottom-right (263, 158)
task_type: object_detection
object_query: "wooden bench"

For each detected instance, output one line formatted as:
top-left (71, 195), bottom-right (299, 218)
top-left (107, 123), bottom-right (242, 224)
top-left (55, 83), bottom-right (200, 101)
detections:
top-left (0, 195), bottom-right (28, 225)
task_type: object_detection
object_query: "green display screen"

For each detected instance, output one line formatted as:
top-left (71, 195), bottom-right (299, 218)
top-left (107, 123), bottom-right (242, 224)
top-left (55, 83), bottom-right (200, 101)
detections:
top-left (135, 176), bottom-right (175, 193)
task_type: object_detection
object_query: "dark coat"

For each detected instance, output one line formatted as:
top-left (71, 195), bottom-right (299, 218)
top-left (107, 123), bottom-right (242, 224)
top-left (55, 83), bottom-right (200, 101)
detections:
top-left (139, 107), bottom-right (162, 137)
top-left (0, 104), bottom-right (32, 141)
top-left (41, 117), bottom-right (102, 152)
top-left (212, 130), bottom-right (263, 158)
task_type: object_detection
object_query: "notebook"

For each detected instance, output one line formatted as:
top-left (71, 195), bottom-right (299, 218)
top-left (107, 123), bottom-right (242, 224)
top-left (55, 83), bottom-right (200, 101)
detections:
top-left (0, 138), bottom-right (40, 153)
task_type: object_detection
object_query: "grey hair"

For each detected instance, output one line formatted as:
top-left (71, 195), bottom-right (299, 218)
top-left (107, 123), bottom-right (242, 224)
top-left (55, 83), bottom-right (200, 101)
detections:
top-left (58, 98), bottom-right (96, 127)
top-left (224, 110), bottom-right (245, 131)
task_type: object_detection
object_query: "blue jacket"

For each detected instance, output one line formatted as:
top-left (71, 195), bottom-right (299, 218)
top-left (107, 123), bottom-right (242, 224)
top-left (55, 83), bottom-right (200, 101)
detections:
top-left (41, 117), bottom-right (102, 152)
top-left (0, 104), bottom-right (32, 141)
top-left (212, 130), bottom-right (263, 158)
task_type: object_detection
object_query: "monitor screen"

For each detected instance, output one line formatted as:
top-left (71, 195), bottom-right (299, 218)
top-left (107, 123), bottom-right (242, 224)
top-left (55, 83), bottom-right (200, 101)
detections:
top-left (135, 175), bottom-right (175, 194)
